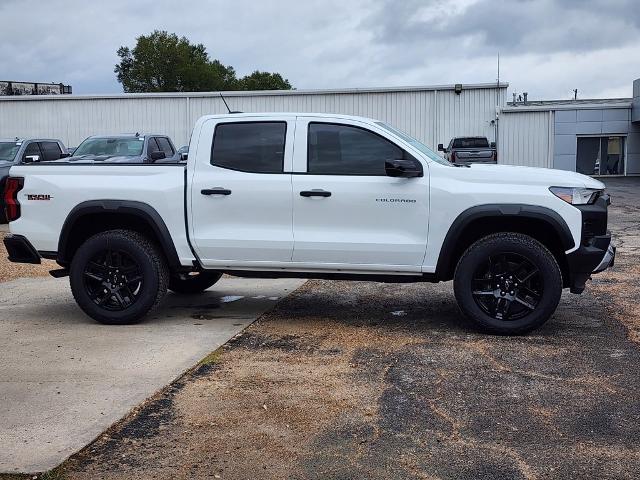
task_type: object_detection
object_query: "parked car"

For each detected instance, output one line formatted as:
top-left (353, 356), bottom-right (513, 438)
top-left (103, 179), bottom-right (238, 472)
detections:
top-left (438, 136), bottom-right (497, 164)
top-left (4, 113), bottom-right (614, 334)
top-left (66, 134), bottom-right (177, 163)
top-left (0, 137), bottom-right (67, 223)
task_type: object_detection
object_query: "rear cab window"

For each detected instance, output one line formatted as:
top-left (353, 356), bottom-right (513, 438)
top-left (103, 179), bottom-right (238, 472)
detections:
top-left (453, 138), bottom-right (490, 148)
top-left (211, 122), bottom-right (286, 173)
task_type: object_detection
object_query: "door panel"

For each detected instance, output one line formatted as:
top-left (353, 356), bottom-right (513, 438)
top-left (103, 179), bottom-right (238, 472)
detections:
top-left (190, 118), bottom-right (295, 266)
top-left (292, 118), bottom-right (429, 268)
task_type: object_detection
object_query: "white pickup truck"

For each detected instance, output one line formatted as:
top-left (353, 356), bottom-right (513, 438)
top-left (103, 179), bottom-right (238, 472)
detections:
top-left (3, 113), bottom-right (614, 334)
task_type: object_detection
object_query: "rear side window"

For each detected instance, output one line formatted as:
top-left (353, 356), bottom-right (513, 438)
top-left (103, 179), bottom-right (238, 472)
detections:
top-left (308, 123), bottom-right (406, 175)
top-left (22, 142), bottom-right (43, 162)
top-left (39, 142), bottom-right (63, 161)
top-left (211, 122), bottom-right (286, 174)
top-left (156, 137), bottom-right (174, 157)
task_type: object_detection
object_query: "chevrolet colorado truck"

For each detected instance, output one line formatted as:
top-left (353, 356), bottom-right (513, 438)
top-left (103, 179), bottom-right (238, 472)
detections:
top-left (3, 113), bottom-right (614, 334)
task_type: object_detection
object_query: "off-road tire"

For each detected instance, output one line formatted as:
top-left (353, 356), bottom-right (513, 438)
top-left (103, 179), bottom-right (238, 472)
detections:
top-left (69, 229), bottom-right (169, 325)
top-left (453, 232), bottom-right (563, 335)
top-left (168, 271), bottom-right (223, 294)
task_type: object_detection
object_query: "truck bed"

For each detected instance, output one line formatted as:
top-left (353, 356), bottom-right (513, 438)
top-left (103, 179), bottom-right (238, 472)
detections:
top-left (8, 163), bottom-right (195, 265)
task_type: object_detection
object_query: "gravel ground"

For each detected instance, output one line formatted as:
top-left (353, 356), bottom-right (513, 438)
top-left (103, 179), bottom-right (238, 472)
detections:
top-left (0, 232), bottom-right (54, 283)
top-left (4, 179), bottom-right (640, 480)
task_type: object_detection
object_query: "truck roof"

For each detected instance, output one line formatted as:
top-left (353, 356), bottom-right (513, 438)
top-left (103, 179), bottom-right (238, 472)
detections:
top-left (198, 112), bottom-right (380, 124)
top-left (0, 138), bottom-right (63, 143)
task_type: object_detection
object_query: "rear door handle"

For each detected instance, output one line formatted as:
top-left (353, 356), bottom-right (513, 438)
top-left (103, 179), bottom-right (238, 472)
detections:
top-left (201, 188), bottom-right (232, 196)
top-left (300, 190), bottom-right (331, 198)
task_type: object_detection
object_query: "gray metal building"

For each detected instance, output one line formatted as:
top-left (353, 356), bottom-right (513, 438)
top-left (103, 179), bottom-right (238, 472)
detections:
top-left (0, 83), bottom-right (506, 150)
top-left (499, 78), bottom-right (640, 175)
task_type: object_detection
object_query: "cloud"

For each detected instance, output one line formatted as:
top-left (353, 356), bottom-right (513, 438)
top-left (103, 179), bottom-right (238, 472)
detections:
top-left (0, 0), bottom-right (638, 99)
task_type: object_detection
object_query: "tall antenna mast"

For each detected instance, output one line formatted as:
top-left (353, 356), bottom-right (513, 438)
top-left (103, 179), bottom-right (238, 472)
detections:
top-left (219, 92), bottom-right (232, 114)
top-left (219, 92), bottom-right (242, 114)
top-left (495, 52), bottom-right (500, 151)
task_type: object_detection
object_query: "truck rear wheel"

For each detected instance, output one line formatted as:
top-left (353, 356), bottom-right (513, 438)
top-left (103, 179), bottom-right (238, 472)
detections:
top-left (69, 230), bottom-right (169, 325)
top-left (453, 233), bottom-right (562, 335)
top-left (168, 271), bottom-right (223, 294)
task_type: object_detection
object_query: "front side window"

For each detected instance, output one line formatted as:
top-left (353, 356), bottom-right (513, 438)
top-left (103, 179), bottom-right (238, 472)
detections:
top-left (308, 123), bottom-right (410, 175)
top-left (211, 122), bottom-right (286, 174)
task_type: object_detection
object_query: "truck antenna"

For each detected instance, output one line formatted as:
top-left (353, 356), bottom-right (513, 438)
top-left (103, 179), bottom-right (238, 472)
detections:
top-left (219, 93), bottom-right (242, 114)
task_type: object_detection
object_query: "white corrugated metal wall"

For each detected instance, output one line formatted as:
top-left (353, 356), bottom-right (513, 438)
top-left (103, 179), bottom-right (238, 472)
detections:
top-left (0, 84), bottom-right (506, 149)
top-left (498, 110), bottom-right (553, 168)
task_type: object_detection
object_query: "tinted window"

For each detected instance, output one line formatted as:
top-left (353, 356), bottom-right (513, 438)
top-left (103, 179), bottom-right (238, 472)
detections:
top-left (147, 138), bottom-right (161, 154)
top-left (211, 122), bottom-right (286, 174)
top-left (453, 138), bottom-right (490, 148)
top-left (22, 142), bottom-right (43, 162)
top-left (39, 142), bottom-right (63, 161)
top-left (308, 123), bottom-right (406, 175)
top-left (156, 137), bottom-right (174, 156)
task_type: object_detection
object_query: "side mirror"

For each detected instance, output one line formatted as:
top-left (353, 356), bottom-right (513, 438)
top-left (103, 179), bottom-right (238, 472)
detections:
top-left (150, 151), bottom-right (166, 161)
top-left (490, 142), bottom-right (496, 149)
top-left (23, 155), bottom-right (40, 163)
top-left (385, 158), bottom-right (423, 178)
top-left (180, 152), bottom-right (188, 161)
top-left (437, 143), bottom-right (444, 152)
top-left (59, 152), bottom-right (71, 158)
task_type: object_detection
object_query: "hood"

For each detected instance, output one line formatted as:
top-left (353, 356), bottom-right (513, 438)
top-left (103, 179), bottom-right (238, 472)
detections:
top-left (60, 154), bottom-right (145, 163)
top-left (449, 164), bottom-right (605, 189)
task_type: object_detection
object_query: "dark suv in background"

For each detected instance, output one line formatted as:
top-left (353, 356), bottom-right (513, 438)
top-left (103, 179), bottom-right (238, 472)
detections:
top-left (0, 138), bottom-right (68, 223)
top-left (438, 136), bottom-right (497, 164)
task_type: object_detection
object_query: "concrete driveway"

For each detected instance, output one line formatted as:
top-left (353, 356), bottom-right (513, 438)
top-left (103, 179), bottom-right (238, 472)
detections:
top-left (0, 276), bottom-right (304, 474)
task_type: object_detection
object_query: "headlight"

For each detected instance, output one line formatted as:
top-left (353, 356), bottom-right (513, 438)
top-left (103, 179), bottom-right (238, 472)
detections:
top-left (549, 187), bottom-right (602, 205)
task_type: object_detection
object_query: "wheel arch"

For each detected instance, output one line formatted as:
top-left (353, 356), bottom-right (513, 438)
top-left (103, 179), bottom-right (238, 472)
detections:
top-left (57, 200), bottom-right (181, 268)
top-left (435, 204), bottom-right (574, 283)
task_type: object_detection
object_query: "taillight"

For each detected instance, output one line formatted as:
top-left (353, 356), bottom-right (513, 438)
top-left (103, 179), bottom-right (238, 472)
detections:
top-left (450, 151), bottom-right (456, 163)
top-left (4, 177), bottom-right (24, 222)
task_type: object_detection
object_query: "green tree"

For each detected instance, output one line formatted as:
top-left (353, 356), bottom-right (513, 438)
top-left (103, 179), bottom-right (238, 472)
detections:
top-left (237, 70), bottom-right (292, 91)
top-left (115, 31), bottom-right (292, 93)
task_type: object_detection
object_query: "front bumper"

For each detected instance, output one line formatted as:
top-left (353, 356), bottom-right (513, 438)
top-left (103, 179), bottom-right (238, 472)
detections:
top-left (566, 233), bottom-right (614, 293)
top-left (3, 234), bottom-right (41, 264)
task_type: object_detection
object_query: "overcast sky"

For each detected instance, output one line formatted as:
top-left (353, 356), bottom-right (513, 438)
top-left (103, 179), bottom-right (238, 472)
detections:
top-left (1, 0), bottom-right (638, 100)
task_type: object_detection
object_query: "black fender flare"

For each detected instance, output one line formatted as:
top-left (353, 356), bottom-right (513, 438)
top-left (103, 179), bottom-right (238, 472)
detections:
top-left (57, 200), bottom-right (181, 267)
top-left (435, 204), bottom-right (575, 278)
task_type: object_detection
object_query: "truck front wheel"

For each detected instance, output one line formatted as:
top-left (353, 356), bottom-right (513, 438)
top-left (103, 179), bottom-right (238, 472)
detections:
top-left (453, 233), bottom-right (562, 335)
top-left (168, 271), bottom-right (223, 294)
top-left (69, 230), bottom-right (169, 325)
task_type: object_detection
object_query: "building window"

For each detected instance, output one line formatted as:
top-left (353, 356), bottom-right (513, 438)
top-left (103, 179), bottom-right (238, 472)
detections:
top-left (576, 136), bottom-right (625, 175)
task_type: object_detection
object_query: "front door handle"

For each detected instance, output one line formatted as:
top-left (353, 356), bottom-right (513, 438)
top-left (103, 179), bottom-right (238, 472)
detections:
top-left (201, 187), bottom-right (232, 196)
top-left (300, 189), bottom-right (331, 198)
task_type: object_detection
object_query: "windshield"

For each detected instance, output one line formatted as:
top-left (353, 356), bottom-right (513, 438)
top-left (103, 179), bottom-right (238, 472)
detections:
top-left (73, 137), bottom-right (144, 157)
top-left (375, 122), bottom-right (451, 166)
top-left (0, 142), bottom-right (20, 162)
top-left (453, 137), bottom-right (489, 148)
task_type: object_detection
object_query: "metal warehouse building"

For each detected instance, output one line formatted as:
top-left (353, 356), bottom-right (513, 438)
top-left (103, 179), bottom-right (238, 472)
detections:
top-left (0, 82), bottom-right (506, 152)
top-left (1, 78), bottom-right (638, 175)
top-left (498, 78), bottom-right (640, 175)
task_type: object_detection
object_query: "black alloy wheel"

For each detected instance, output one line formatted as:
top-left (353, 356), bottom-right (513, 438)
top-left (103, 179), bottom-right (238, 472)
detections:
top-left (83, 248), bottom-right (144, 311)
top-left (471, 252), bottom-right (542, 321)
